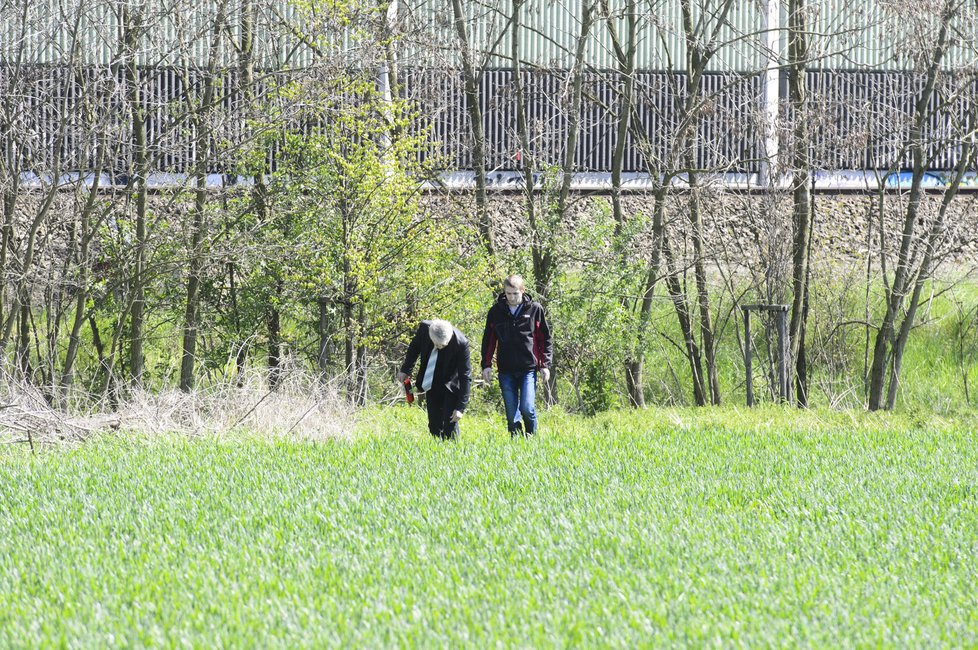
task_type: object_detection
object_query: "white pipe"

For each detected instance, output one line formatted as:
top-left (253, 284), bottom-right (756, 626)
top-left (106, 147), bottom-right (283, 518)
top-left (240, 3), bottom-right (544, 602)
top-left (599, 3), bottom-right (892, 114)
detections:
top-left (758, 0), bottom-right (781, 188)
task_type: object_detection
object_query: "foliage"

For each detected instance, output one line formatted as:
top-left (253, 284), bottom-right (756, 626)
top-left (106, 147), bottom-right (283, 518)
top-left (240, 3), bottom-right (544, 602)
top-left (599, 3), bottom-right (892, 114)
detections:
top-left (227, 69), bottom-right (487, 382)
top-left (544, 200), bottom-right (638, 413)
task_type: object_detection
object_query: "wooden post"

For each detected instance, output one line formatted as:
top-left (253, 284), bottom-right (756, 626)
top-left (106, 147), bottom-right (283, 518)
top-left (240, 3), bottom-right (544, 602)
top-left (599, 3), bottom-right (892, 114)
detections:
top-left (776, 307), bottom-right (788, 403)
top-left (743, 306), bottom-right (753, 407)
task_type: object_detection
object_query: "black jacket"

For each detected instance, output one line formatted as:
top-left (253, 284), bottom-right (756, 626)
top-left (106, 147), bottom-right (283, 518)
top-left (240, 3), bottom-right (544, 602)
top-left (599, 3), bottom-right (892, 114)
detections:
top-left (481, 293), bottom-right (553, 372)
top-left (400, 321), bottom-right (472, 411)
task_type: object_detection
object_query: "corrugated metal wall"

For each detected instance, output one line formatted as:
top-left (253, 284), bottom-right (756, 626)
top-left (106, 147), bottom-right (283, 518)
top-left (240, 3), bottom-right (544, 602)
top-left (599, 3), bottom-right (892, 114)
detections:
top-left (3, 0), bottom-right (975, 70)
top-left (804, 70), bottom-right (977, 169)
top-left (404, 68), bottom-right (760, 172)
top-left (7, 64), bottom-right (973, 175)
top-left (0, 0), bottom-right (319, 68)
top-left (405, 0), bottom-right (766, 71)
top-left (2, 0), bottom-right (976, 176)
top-left (807, 0), bottom-right (978, 71)
top-left (405, 0), bottom-right (977, 71)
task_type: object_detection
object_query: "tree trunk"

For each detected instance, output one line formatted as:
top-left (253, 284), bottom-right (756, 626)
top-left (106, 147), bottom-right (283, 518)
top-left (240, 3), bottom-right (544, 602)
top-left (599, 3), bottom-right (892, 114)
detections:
top-left (689, 174), bottom-right (720, 404)
top-left (227, 259), bottom-right (248, 386)
top-left (605, 0), bottom-right (642, 406)
top-left (16, 293), bottom-right (31, 379)
top-left (663, 231), bottom-right (707, 406)
top-left (179, 182), bottom-right (206, 391)
top-left (353, 303), bottom-right (368, 407)
top-left (868, 3), bottom-right (953, 410)
top-left (787, 0), bottom-right (812, 407)
top-left (268, 279), bottom-right (283, 390)
top-left (644, 0), bottom-right (734, 406)
top-left (452, 0), bottom-right (494, 258)
top-left (58, 54), bottom-right (109, 405)
top-left (59, 179), bottom-right (100, 406)
top-left (124, 7), bottom-right (148, 386)
top-left (318, 297), bottom-right (332, 379)
top-left (8, 176), bottom-right (62, 381)
top-left (511, 0), bottom-right (537, 281)
top-left (238, 0), bottom-right (272, 388)
top-left (544, 0), bottom-right (594, 305)
top-left (624, 360), bottom-right (644, 407)
top-left (179, 174), bottom-right (206, 392)
top-left (634, 183), bottom-right (669, 403)
top-left (885, 130), bottom-right (972, 409)
top-left (180, 4), bottom-right (224, 392)
top-left (344, 292), bottom-right (356, 402)
top-left (0, 186), bottom-right (15, 360)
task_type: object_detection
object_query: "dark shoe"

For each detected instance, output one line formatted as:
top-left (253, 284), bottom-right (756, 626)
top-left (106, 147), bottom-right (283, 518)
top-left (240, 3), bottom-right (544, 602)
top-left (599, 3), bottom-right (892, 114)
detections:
top-left (509, 422), bottom-right (524, 438)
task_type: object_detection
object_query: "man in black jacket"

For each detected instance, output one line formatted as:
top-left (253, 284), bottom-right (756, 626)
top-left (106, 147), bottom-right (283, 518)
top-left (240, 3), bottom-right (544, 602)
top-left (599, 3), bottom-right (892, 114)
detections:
top-left (480, 275), bottom-right (553, 437)
top-left (398, 319), bottom-right (471, 440)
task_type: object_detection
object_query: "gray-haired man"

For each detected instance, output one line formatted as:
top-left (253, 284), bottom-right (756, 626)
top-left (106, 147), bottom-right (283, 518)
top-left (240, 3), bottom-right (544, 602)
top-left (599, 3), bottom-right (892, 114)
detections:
top-left (398, 319), bottom-right (472, 440)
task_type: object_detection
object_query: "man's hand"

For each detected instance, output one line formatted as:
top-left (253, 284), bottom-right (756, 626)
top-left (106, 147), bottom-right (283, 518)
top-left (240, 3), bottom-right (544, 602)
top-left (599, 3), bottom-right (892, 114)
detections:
top-left (397, 371), bottom-right (409, 383)
top-left (541, 368), bottom-right (551, 382)
top-left (450, 410), bottom-right (464, 423)
top-left (481, 367), bottom-right (492, 383)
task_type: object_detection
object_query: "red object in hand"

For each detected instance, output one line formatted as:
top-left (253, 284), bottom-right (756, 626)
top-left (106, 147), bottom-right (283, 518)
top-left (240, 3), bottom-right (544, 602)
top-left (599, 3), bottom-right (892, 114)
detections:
top-left (403, 378), bottom-right (415, 404)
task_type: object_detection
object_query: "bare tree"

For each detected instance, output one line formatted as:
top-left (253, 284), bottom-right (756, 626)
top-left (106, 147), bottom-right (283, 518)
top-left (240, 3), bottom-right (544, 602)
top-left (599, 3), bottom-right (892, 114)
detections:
top-left (120, 1), bottom-right (151, 386)
top-left (178, 0), bottom-right (230, 391)
top-left (867, 0), bottom-right (975, 410)
top-left (628, 0), bottom-right (739, 406)
top-left (0, 0), bottom-right (101, 388)
top-left (786, 0), bottom-right (813, 406)
top-left (602, 0), bottom-right (645, 406)
top-left (450, 0), bottom-right (499, 258)
top-left (510, 0), bottom-right (596, 306)
top-left (56, 10), bottom-right (125, 406)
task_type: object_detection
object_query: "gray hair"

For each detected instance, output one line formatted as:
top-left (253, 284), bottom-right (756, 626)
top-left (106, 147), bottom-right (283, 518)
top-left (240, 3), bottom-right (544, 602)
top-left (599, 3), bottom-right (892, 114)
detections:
top-left (428, 319), bottom-right (454, 346)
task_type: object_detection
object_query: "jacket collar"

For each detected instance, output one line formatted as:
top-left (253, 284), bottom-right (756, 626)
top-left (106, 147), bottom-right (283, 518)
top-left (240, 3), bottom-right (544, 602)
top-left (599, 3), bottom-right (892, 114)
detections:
top-left (496, 292), bottom-right (533, 309)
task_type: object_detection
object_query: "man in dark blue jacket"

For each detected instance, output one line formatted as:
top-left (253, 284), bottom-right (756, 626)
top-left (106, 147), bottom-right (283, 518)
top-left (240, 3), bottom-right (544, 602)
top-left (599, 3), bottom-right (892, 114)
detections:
top-left (480, 275), bottom-right (553, 437)
top-left (399, 319), bottom-right (471, 440)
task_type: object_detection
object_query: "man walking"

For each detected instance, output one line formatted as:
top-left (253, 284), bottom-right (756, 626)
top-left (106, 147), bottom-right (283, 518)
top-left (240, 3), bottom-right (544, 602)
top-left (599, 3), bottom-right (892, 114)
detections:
top-left (481, 275), bottom-right (553, 437)
top-left (399, 319), bottom-right (471, 440)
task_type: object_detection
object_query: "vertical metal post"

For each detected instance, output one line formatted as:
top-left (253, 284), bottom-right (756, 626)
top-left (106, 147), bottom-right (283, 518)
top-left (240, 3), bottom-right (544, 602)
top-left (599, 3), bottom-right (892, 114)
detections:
top-left (776, 308), bottom-right (788, 403)
top-left (744, 307), bottom-right (754, 407)
top-left (759, 0), bottom-right (782, 188)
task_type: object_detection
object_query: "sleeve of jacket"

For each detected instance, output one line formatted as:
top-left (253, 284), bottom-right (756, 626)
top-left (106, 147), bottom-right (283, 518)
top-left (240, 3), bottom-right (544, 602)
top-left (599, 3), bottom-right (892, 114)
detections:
top-left (480, 311), bottom-right (496, 369)
top-left (454, 337), bottom-right (472, 412)
top-left (537, 306), bottom-right (554, 369)
top-left (399, 324), bottom-right (424, 377)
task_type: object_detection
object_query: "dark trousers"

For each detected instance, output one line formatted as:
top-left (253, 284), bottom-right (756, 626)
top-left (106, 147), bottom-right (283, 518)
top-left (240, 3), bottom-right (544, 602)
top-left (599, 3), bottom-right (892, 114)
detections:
top-left (424, 388), bottom-right (459, 440)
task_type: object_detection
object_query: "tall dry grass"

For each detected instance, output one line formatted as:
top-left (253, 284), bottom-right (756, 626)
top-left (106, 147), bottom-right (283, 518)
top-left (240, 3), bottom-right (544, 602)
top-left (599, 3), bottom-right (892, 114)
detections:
top-left (0, 369), bottom-right (355, 449)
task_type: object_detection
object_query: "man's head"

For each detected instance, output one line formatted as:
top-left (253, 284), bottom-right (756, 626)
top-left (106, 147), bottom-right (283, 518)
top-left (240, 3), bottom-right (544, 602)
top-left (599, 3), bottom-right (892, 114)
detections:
top-left (428, 319), bottom-right (454, 349)
top-left (502, 275), bottom-right (525, 307)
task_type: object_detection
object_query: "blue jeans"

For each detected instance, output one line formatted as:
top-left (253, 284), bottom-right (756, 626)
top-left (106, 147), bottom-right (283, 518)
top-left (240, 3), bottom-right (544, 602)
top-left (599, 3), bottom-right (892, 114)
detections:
top-left (498, 370), bottom-right (537, 435)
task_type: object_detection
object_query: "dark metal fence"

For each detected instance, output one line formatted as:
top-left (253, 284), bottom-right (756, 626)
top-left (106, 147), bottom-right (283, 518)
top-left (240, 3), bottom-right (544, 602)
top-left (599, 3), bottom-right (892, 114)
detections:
top-left (1, 65), bottom-right (974, 177)
top-left (404, 69), bottom-right (761, 173)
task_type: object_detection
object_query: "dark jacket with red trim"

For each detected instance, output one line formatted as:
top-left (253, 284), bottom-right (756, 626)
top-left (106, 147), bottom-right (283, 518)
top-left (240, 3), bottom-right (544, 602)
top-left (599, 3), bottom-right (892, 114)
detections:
top-left (481, 293), bottom-right (553, 373)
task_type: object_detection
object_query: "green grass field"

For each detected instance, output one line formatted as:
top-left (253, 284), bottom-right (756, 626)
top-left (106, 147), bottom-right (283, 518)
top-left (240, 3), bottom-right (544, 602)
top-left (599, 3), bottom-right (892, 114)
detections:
top-left (2, 407), bottom-right (977, 647)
